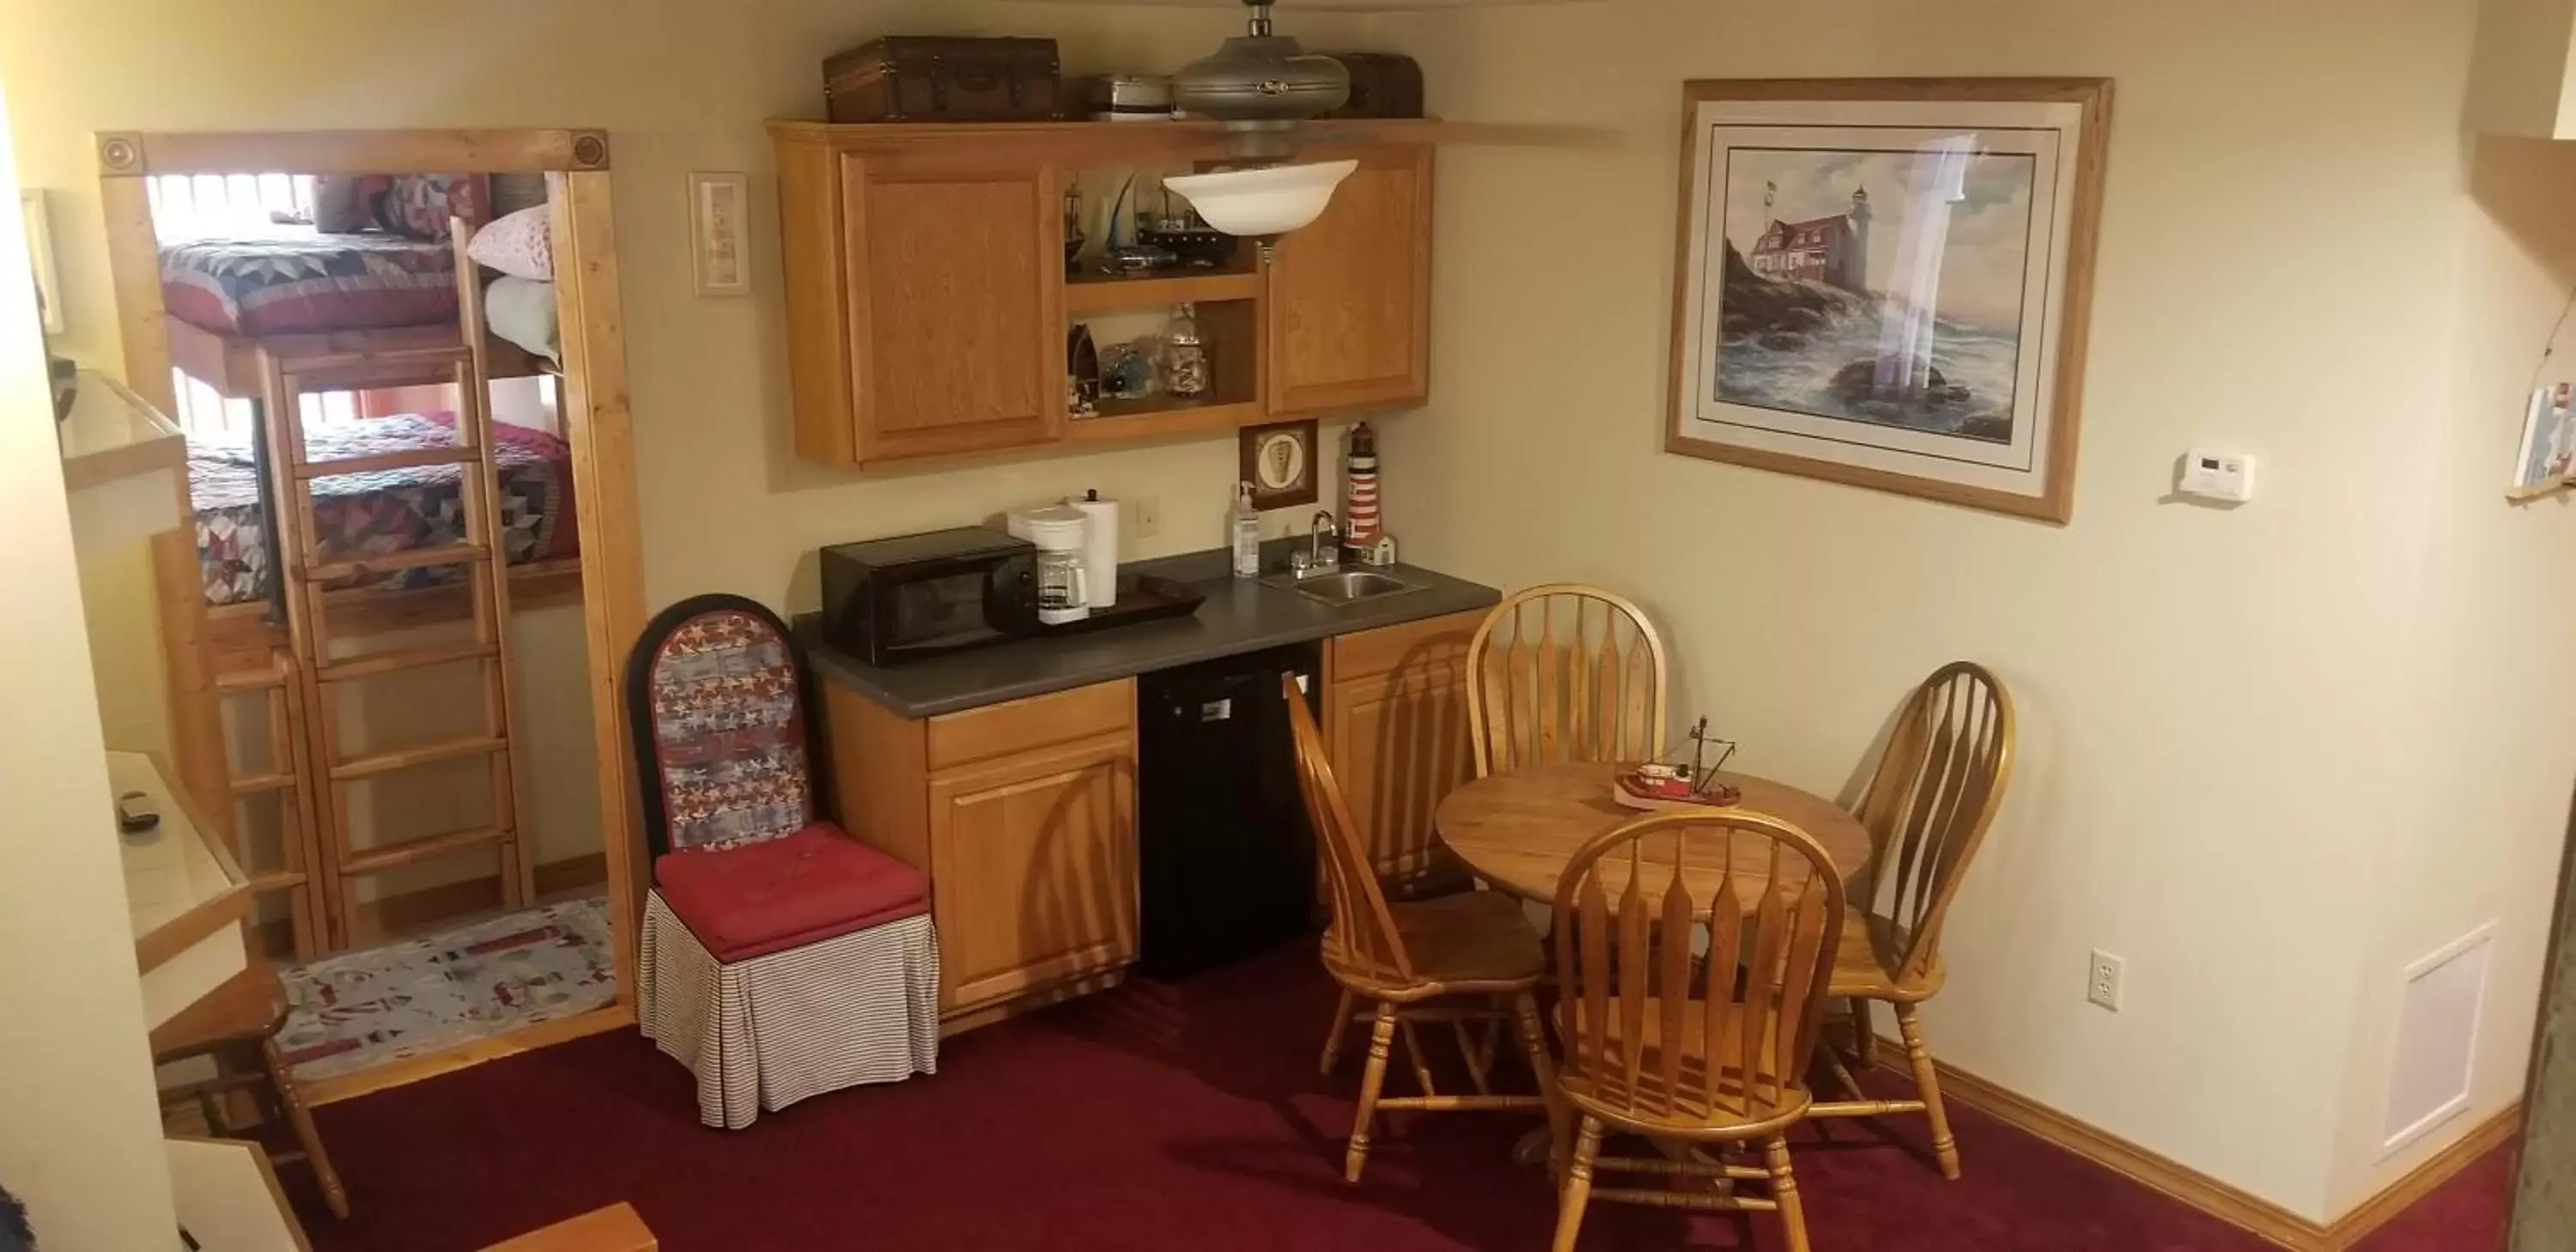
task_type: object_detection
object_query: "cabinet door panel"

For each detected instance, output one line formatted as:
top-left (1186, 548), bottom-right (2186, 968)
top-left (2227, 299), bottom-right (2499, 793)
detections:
top-left (1267, 144), bottom-right (1433, 417)
top-left (841, 155), bottom-right (1061, 462)
top-left (927, 733), bottom-right (1136, 1014)
top-left (1325, 658), bottom-right (1473, 881)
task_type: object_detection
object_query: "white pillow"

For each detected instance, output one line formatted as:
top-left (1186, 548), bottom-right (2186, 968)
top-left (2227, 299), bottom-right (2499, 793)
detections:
top-left (467, 204), bottom-right (553, 281)
top-left (484, 277), bottom-right (559, 364)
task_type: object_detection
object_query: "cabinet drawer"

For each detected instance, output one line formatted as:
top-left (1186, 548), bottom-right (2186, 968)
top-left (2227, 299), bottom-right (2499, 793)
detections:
top-left (1329, 609), bottom-right (1483, 687)
top-left (927, 678), bottom-right (1134, 773)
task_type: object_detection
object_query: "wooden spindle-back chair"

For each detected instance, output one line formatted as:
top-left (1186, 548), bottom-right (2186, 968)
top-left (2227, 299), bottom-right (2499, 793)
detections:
top-left (1465, 584), bottom-right (1671, 777)
top-left (1811, 661), bottom-right (2016, 1178)
top-left (1546, 809), bottom-right (1847, 1252)
top-left (1285, 674), bottom-right (1563, 1183)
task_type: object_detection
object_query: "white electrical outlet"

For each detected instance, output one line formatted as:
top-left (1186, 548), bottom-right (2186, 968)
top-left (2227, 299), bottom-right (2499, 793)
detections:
top-left (1129, 495), bottom-right (1160, 540)
top-left (2087, 949), bottom-right (2125, 1012)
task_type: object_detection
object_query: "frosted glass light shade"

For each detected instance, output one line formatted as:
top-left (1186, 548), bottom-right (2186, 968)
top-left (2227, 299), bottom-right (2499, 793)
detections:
top-left (1162, 160), bottom-right (1358, 237)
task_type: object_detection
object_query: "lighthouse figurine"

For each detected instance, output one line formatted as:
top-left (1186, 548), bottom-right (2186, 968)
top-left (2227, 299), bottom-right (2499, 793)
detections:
top-left (1345, 422), bottom-right (1391, 563)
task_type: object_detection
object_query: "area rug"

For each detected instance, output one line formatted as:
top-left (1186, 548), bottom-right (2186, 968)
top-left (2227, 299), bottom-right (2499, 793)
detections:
top-left (276, 896), bottom-right (615, 1082)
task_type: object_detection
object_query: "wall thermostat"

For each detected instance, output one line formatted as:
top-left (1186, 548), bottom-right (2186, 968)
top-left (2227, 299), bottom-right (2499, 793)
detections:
top-left (2178, 449), bottom-right (2257, 502)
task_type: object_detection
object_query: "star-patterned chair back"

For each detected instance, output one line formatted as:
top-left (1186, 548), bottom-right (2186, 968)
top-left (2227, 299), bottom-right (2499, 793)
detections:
top-left (625, 594), bottom-right (817, 863)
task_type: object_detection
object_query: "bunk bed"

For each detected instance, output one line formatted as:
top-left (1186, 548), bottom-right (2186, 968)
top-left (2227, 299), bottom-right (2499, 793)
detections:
top-left (157, 201), bottom-right (584, 672)
top-left (159, 195), bottom-right (567, 961)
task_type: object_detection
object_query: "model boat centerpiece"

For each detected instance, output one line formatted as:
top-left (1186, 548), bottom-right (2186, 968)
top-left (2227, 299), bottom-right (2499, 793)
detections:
top-left (1613, 717), bottom-right (1743, 811)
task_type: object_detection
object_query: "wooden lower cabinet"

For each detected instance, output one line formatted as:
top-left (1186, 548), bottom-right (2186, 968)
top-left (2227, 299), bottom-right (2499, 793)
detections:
top-left (817, 611), bottom-right (1490, 1030)
top-left (1322, 610), bottom-right (1484, 881)
top-left (821, 677), bottom-right (1138, 1027)
top-left (926, 732), bottom-right (1137, 1014)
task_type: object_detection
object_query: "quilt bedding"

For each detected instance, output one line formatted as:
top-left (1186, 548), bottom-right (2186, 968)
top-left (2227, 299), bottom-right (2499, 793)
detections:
top-left (189, 412), bottom-right (579, 609)
top-left (161, 234), bottom-right (458, 337)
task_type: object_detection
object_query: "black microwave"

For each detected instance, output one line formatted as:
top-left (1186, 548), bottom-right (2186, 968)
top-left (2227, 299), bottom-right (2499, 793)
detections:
top-left (819, 526), bottom-right (1039, 666)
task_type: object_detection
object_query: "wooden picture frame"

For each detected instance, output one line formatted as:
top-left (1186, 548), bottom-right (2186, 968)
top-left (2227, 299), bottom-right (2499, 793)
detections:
top-left (1664, 78), bottom-right (2111, 522)
top-left (1240, 417), bottom-right (1318, 510)
top-left (689, 171), bottom-right (749, 295)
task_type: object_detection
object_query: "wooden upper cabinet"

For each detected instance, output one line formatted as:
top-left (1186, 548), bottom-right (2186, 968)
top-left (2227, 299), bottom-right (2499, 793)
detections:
top-left (772, 123), bottom-right (1435, 469)
top-left (778, 137), bottom-right (1062, 467)
top-left (1267, 143), bottom-right (1434, 418)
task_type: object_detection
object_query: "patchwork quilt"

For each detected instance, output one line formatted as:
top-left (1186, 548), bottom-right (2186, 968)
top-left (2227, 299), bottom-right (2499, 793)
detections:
top-left (161, 233), bottom-right (457, 337)
top-left (189, 412), bottom-right (579, 608)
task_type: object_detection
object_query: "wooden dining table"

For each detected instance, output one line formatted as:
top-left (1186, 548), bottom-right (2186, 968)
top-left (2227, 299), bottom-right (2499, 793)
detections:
top-left (1432, 760), bottom-right (1877, 1170)
top-left (1433, 761), bottom-right (1878, 906)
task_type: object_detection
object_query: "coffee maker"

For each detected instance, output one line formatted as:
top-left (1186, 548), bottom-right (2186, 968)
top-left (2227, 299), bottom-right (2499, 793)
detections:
top-left (1005, 504), bottom-right (1091, 625)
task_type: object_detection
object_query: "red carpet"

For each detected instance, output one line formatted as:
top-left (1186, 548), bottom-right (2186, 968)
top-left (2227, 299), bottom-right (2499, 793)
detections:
top-left (292, 944), bottom-right (2512, 1251)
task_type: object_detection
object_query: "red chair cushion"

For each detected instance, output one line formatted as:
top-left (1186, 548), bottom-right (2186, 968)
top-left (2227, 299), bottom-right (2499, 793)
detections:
top-left (654, 823), bottom-right (929, 963)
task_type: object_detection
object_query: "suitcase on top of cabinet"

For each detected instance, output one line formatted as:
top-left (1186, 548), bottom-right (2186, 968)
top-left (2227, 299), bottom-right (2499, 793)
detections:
top-left (1321, 52), bottom-right (1425, 119)
top-left (823, 36), bottom-right (1062, 123)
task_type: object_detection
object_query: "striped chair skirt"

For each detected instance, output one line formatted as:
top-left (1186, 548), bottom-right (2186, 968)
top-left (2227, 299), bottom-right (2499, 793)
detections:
top-left (640, 890), bottom-right (941, 1129)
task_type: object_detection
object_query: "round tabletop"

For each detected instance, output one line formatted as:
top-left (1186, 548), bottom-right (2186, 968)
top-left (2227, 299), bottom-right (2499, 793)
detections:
top-left (1433, 761), bottom-right (1876, 904)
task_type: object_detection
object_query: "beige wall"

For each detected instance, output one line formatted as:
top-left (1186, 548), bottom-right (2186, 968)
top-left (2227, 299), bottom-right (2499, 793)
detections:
top-left (0, 84), bottom-right (181, 1252)
top-left (1366, 0), bottom-right (2576, 1225)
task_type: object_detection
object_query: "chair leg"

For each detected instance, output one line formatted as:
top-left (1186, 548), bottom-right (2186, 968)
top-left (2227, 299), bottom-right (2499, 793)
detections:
top-left (1550, 1115), bottom-right (1603, 1252)
top-left (1765, 1135), bottom-right (1810, 1252)
top-left (1510, 991), bottom-right (1568, 1176)
top-left (1896, 1001), bottom-right (1960, 1179)
top-left (1320, 987), bottom-right (1357, 1075)
top-left (1849, 997), bottom-right (1876, 1067)
top-left (1397, 1019), bottom-right (1440, 1095)
top-left (1345, 1002), bottom-right (1400, 1183)
top-left (260, 1037), bottom-right (349, 1219)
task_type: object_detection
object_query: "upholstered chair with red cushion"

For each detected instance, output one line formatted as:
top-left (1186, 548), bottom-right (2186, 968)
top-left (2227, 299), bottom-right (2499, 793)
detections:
top-left (628, 594), bottom-right (938, 1128)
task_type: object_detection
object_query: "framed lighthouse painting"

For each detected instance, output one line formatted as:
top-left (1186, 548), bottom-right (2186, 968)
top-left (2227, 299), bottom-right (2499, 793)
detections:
top-left (1665, 78), bottom-right (2111, 522)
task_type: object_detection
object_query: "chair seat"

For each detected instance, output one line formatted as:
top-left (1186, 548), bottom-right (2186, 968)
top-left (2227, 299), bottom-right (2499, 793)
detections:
top-left (1826, 912), bottom-right (1943, 1000)
top-left (1554, 997), bottom-right (1810, 1132)
top-left (654, 823), bottom-right (929, 963)
top-left (1326, 890), bottom-right (1544, 995)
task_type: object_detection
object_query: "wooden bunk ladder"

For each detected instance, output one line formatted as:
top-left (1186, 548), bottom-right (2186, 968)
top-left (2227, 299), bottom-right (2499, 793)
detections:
top-left (213, 654), bottom-right (331, 958)
top-left (258, 218), bottom-right (537, 951)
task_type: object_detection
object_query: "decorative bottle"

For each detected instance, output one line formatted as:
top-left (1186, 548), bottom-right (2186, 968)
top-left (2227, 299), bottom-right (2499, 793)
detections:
top-left (1343, 422), bottom-right (1382, 550)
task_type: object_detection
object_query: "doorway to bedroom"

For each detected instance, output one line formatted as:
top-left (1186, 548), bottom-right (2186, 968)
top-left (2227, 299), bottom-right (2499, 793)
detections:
top-left (85, 127), bottom-right (649, 1104)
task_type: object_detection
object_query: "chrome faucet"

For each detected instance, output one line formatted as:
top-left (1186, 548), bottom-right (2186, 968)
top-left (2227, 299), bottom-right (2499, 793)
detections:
top-left (1291, 509), bottom-right (1340, 579)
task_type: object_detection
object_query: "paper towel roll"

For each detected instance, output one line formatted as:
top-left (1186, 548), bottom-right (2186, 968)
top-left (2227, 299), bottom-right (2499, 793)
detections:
top-left (1074, 493), bottom-right (1119, 608)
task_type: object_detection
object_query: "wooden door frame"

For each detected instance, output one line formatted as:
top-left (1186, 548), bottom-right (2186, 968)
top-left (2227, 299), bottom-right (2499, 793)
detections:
top-left (94, 128), bottom-right (651, 1017)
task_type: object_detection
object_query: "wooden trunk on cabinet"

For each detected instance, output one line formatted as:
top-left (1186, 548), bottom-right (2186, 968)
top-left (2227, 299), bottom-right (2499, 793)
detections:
top-left (821, 678), bottom-right (1138, 1021)
top-left (1321, 610), bottom-right (1479, 879)
top-left (1267, 144), bottom-right (1435, 418)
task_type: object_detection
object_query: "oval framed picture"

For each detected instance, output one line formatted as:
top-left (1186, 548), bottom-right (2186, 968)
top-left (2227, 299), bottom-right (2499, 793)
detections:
top-left (1240, 417), bottom-right (1319, 510)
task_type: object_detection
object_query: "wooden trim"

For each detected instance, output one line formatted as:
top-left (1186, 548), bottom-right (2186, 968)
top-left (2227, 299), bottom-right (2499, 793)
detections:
top-left (205, 559), bottom-right (586, 672)
top-left (548, 167), bottom-right (650, 1012)
top-left (938, 968), bottom-right (1127, 1039)
top-left (1660, 78), bottom-right (2111, 524)
top-left (100, 128), bottom-right (609, 177)
top-left (164, 313), bottom-right (551, 402)
top-left (303, 1001), bottom-right (632, 1106)
top-left (2317, 1106), bottom-right (2522, 1249)
top-left (1874, 1040), bottom-right (2522, 1249)
top-left (482, 1202), bottom-right (656, 1252)
top-left (100, 172), bottom-right (174, 415)
top-left (254, 854), bottom-right (608, 963)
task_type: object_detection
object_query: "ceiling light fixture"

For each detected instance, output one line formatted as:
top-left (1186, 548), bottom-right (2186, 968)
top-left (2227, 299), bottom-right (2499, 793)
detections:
top-left (1163, 0), bottom-right (1355, 246)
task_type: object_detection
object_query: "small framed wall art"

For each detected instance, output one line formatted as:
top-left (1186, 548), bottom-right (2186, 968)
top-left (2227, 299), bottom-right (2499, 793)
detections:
top-left (1240, 417), bottom-right (1319, 510)
top-left (689, 172), bottom-right (750, 296)
top-left (1665, 78), bottom-right (2112, 522)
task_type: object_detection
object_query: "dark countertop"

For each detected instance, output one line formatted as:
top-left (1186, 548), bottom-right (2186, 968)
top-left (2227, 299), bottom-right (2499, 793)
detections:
top-left (805, 543), bottom-right (1499, 718)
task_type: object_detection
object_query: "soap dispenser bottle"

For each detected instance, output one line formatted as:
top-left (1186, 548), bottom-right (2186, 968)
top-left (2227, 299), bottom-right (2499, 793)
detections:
top-left (1230, 482), bottom-right (1261, 577)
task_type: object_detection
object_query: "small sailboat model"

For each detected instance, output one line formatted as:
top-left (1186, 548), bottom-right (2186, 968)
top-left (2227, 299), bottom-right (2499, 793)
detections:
top-left (1613, 717), bottom-right (1743, 811)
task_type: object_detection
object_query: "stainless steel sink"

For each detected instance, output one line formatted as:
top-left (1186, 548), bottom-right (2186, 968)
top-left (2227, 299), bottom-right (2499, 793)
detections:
top-left (1261, 568), bottom-right (1425, 605)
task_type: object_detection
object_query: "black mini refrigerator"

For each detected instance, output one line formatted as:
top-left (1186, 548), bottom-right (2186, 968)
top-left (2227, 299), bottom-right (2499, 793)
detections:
top-left (1135, 641), bottom-right (1322, 980)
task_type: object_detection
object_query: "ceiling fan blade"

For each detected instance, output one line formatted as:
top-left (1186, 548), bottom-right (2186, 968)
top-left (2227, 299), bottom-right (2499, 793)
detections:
top-left (1297, 119), bottom-right (1626, 150)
